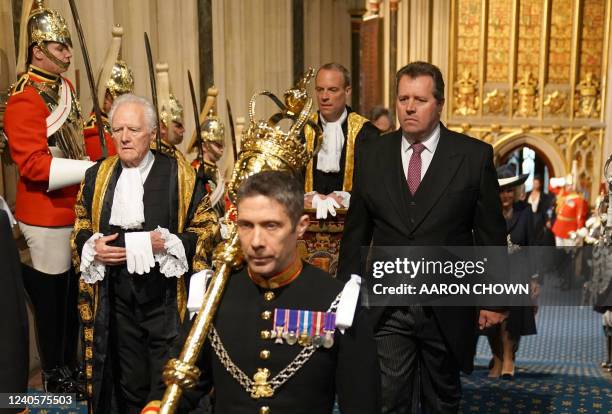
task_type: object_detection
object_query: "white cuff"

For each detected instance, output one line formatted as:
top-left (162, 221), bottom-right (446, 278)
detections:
top-left (80, 233), bottom-right (106, 284)
top-left (187, 269), bottom-right (215, 319)
top-left (48, 158), bottom-right (95, 191)
top-left (154, 226), bottom-right (189, 278)
top-left (336, 274), bottom-right (361, 334)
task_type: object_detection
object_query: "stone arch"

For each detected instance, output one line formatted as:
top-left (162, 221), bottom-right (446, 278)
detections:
top-left (492, 132), bottom-right (566, 177)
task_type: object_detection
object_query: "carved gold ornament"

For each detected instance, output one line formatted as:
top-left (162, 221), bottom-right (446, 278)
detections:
top-left (514, 72), bottom-right (538, 117)
top-left (453, 70), bottom-right (479, 116)
top-left (575, 72), bottom-right (601, 118)
top-left (543, 91), bottom-right (567, 115)
top-left (483, 89), bottom-right (507, 114)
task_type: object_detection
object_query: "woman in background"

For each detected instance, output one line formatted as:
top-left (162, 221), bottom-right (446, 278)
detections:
top-left (488, 165), bottom-right (539, 379)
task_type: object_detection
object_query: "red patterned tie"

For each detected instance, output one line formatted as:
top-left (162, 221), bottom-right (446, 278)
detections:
top-left (407, 142), bottom-right (425, 195)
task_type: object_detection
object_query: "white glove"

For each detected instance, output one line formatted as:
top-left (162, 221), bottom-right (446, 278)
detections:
top-left (336, 274), bottom-right (362, 334)
top-left (311, 195), bottom-right (340, 219)
top-left (325, 197), bottom-right (341, 218)
top-left (187, 269), bottom-right (215, 319)
top-left (332, 191), bottom-right (351, 208)
top-left (311, 194), bottom-right (325, 219)
top-left (125, 232), bottom-right (155, 275)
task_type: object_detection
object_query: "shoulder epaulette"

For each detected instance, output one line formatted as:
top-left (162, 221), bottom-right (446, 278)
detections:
top-left (84, 113), bottom-right (97, 129)
top-left (9, 73), bottom-right (29, 96)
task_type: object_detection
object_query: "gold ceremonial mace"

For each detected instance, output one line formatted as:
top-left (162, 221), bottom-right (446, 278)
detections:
top-left (158, 69), bottom-right (321, 413)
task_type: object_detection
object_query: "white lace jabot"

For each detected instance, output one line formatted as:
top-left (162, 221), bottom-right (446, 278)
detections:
top-left (109, 151), bottom-right (155, 230)
top-left (317, 109), bottom-right (348, 173)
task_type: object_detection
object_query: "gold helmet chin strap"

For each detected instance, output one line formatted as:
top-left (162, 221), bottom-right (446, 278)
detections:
top-left (37, 42), bottom-right (70, 70)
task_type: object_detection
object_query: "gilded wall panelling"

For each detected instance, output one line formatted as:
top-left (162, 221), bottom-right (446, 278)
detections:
top-left (516, 0), bottom-right (543, 86)
top-left (538, 0), bottom-right (551, 120)
top-left (568, 0), bottom-right (583, 120)
top-left (486, 0), bottom-right (512, 83)
top-left (548, 0), bottom-right (573, 84)
top-left (508, 0), bottom-right (520, 117)
top-left (449, 0), bottom-right (482, 117)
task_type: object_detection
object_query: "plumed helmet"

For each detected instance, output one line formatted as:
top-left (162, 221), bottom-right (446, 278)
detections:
top-left (97, 26), bottom-right (134, 107)
top-left (16, 0), bottom-right (72, 73)
top-left (200, 110), bottom-right (225, 145)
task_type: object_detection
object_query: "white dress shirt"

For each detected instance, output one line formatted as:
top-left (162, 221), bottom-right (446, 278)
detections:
top-left (401, 125), bottom-right (441, 181)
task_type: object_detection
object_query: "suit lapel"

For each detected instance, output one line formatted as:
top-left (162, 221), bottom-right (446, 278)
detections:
top-left (410, 125), bottom-right (464, 234)
top-left (382, 131), bottom-right (414, 231)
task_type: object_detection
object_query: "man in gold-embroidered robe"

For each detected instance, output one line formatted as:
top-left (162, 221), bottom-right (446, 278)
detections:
top-left (71, 94), bottom-right (220, 413)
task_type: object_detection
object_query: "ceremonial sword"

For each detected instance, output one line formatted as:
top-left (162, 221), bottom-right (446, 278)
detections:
top-left (144, 32), bottom-right (162, 152)
top-left (67, 0), bottom-right (107, 159)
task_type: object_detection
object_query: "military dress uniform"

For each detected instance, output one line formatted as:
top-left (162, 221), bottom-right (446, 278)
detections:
top-left (84, 26), bottom-right (134, 161)
top-left (5, 55), bottom-right (88, 390)
top-left (303, 107), bottom-right (379, 194)
top-left (83, 111), bottom-right (116, 161)
top-left (552, 189), bottom-right (588, 244)
top-left (191, 109), bottom-right (228, 217)
top-left (156, 258), bottom-right (381, 414)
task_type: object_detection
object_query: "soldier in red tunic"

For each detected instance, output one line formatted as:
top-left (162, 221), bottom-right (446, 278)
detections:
top-left (551, 174), bottom-right (589, 289)
top-left (83, 25), bottom-right (134, 161)
top-left (155, 63), bottom-right (187, 162)
top-left (3, 0), bottom-right (92, 393)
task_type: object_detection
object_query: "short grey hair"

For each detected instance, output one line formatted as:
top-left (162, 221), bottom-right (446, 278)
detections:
top-left (237, 171), bottom-right (304, 227)
top-left (108, 93), bottom-right (157, 132)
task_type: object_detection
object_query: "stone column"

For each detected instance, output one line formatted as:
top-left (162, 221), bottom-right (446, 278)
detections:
top-left (348, 2), bottom-right (367, 110)
top-left (388, 0), bottom-right (401, 119)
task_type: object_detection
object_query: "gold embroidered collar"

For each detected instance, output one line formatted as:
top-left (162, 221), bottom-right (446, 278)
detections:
top-left (28, 65), bottom-right (60, 83)
top-left (247, 253), bottom-right (303, 289)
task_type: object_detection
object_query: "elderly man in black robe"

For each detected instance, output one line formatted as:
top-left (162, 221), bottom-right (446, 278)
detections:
top-left (71, 93), bottom-right (220, 414)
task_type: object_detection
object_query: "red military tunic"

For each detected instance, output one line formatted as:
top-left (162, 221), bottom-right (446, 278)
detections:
top-left (552, 189), bottom-right (588, 239)
top-left (83, 112), bottom-right (117, 161)
top-left (4, 65), bottom-right (82, 227)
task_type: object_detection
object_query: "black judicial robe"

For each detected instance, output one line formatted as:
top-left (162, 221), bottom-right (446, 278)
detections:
top-left (303, 107), bottom-right (380, 195)
top-left (72, 152), bottom-right (220, 412)
top-left (172, 263), bottom-right (381, 414)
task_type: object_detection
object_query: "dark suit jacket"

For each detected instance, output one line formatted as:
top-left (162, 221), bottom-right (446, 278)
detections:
top-left (525, 191), bottom-right (555, 245)
top-left (0, 210), bottom-right (29, 403)
top-left (337, 124), bottom-right (507, 372)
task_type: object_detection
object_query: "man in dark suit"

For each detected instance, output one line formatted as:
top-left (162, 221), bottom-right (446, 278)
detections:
top-left (337, 62), bottom-right (507, 413)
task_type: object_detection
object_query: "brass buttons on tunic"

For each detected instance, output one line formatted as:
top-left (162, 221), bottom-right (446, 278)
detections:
top-left (260, 330), bottom-right (271, 339)
top-left (261, 310), bottom-right (272, 320)
top-left (259, 349), bottom-right (270, 360)
top-left (264, 291), bottom-right (275, 301)
top-left (259, 407), bottom-right (270, 414)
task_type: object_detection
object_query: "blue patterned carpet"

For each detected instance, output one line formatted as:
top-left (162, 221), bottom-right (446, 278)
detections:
top-left (28, 286), bottom-right (612, 413)
top-left (461, 286), bottom-right (612, 414)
